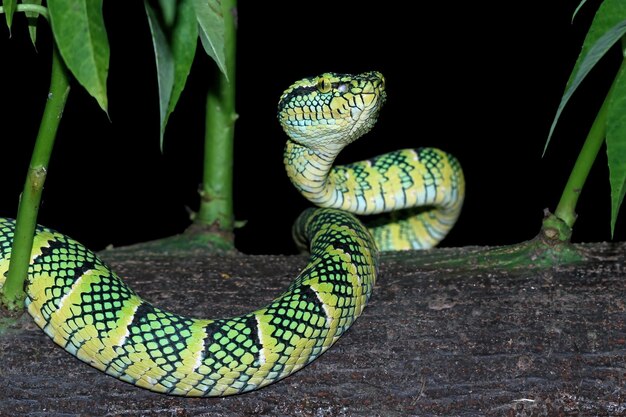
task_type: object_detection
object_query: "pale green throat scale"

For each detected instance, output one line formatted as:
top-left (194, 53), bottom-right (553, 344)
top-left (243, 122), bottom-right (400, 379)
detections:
top-left (0, 72), bottom-right (464, 396)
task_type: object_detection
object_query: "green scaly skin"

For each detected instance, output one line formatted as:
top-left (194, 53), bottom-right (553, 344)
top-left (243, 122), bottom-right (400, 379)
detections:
top-left (279, 72), bottom-right (465, 250)
top-left (0, 71), bottom-right (462, 396)
top-left (0, 209), bottom-right (376, 396)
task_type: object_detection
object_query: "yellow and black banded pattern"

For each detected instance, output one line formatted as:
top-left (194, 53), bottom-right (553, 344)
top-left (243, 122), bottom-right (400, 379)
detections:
top-left (0, 208), bottom-right (377, 396)
top-left (279, 71), bottom-right (465, 250)
top-left (0, 72), bottom-right (462, 397)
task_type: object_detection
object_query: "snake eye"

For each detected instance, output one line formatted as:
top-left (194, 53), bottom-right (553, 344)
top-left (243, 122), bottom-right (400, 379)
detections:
top-left (316, 77), bottom-right (332, 93)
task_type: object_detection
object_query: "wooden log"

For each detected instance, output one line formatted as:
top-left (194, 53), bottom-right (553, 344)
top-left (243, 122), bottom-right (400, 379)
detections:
top-left (1, 242), bottom-right (625, 416)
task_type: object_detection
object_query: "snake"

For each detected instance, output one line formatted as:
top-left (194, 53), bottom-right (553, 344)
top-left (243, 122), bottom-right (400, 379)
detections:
top-left (0, 71), bottom-right (464, 396)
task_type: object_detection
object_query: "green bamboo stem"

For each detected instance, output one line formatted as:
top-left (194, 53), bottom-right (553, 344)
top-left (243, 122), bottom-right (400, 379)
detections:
top-left (1, 44), bottom-right (70, 310)
top-left (195, 0), bottom-right (237, 234)
top-left (551, 60), bottom-right (623, 231)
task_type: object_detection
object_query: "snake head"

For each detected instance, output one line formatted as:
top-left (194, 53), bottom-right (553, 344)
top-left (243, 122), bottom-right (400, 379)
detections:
top-left (278, 71), bottom-right (386, 152)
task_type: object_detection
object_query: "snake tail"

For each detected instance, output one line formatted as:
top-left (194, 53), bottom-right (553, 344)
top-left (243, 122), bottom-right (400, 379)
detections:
top-left (0, 208), bottom-right (377, 396)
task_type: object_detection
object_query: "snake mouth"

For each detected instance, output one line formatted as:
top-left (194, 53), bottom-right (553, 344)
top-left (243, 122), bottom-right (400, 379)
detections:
top-left (343, 93), bottom-right (383, 142)
top-left (277, 90), bottom-right (383, 123)
top-left (349, 92), bottom-right (381, 117)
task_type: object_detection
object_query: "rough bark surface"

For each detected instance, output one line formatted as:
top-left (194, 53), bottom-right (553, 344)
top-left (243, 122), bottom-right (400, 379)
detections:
top-left (1, 242), bottom-right (625, 417)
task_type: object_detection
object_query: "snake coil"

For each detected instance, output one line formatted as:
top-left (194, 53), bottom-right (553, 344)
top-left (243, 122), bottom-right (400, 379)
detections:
top-left (0, 71), bottom-right (463, 396)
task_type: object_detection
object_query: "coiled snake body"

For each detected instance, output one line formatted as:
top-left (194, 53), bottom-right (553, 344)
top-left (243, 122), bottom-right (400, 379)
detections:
top-left (0, 72), bottom-right (464, 396)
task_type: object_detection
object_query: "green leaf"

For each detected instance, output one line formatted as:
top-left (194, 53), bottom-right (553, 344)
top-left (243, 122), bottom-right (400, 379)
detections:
top-left (3, 0), bottom-right (16, 31)
top-left (572, 0), bottom-right (589, 23)
top-left (145, 1), bottom-right (174, 149)
top-left (22, 0), bottom-right (42, 47)
top-left (48, 0), bottom-right (109, 113)
top-left (166, 0), bottom-right (197, 136)
top-left (145, 0), bottom-right (197, 150)
top-left (545, 17), bottom-right (626, 154)
top-left (192, 0), bottom-right (227, 78)
top-left (158, 0), bottom-right (176, 26)
top-left (606, 63), bottom-right (626, 237)
top-left (567, 0), bottom-right (626, 89)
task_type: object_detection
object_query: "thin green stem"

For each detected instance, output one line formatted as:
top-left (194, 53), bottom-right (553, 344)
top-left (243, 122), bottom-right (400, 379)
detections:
top-left (552, 60), bottom-right (624, 230)
top-left (1, 44), bottom-right (70, 310)
top-left (195, 0), bottom-right (237, 234)
top-left (0, 4), bottom-right (49, 20)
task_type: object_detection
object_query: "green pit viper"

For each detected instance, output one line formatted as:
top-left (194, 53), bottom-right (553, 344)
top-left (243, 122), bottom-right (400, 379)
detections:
top-left (0, 71), bottom-right (464, 396)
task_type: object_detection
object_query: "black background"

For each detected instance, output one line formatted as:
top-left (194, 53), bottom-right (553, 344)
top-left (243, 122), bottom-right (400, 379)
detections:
top-left (1, 0), bottom-right (624, 254)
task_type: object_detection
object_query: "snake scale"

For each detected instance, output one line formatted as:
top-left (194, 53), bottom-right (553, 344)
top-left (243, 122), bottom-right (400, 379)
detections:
top-left (0, 71), bottom-right (464, 396)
